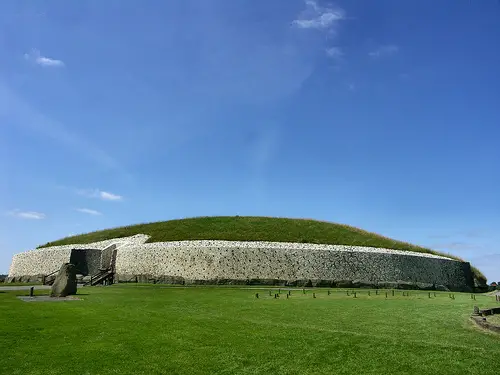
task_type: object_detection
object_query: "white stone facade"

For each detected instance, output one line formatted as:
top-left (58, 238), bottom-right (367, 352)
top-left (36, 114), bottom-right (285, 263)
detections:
top-left (8, 234), bottom-right (474, 291)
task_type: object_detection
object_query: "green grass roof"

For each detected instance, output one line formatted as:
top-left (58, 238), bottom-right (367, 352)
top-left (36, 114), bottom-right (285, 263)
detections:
top-left (37, 216), bottom-right (486, 282)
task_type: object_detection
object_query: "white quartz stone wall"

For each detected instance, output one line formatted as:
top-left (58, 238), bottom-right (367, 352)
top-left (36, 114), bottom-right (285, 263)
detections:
top-left (8, 235), bottom-right (148, 277)
top-left (8, 234), bottom-right (473, 291)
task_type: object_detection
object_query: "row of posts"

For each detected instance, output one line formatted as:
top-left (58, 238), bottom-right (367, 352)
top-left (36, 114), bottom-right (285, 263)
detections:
top-left (254, 290), bottom-right (489, 300)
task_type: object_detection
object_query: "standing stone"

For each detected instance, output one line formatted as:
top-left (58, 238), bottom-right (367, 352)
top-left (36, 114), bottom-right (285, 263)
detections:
top-left (50, 263), bottom-right (77, 297)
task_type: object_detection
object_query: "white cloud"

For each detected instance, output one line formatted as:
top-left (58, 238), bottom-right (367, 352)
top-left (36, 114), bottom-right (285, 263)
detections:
top-left (77, 188), bottom-right (123, 201)
top-left (24, 49), bottom-right (65, 67)
top-left (325, 47), bottom-right (343, 60)
top-left (76, 208), bottom-right (102, 216)
top-left (99, 191), bottom-right (122, 201)
top-left (292, 0), bottom-right (345, 30)
top-left (369, 45), bottom-right (399, 59)
top-left (7, 209), bottom-right (46, 220)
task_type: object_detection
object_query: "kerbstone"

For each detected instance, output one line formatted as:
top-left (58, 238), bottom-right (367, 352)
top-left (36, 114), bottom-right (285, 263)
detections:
top-left (50, 264), bottom-right (77, 297)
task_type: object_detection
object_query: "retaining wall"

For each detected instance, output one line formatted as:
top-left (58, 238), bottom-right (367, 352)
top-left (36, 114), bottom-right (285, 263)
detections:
top-left (7, 235), bottom-right (475, 291)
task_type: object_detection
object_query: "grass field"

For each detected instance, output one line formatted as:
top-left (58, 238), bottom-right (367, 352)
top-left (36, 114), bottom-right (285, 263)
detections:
top-left (1, 285), bottom-right (498, 375)
top-left (36, 216), bottom-right (486, 282)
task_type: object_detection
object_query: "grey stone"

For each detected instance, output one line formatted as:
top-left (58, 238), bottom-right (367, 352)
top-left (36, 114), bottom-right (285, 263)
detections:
top-left (335, 280), bottom-right (354, 288)
top-left (50, 263), bottom-right (77, 297)
top-left (377, 281), bottom-right (399, 289)
top-left (415, 282), bottom-right (434, 290)
top-left (352, 280), bottom-right (376, 289)
top-left (397, 281), bottom-right (417, 290)
top-left (435, 284), bottom-right (450, 292)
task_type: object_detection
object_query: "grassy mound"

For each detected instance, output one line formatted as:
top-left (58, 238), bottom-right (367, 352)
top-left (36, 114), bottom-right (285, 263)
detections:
top-left (37, 216), bottom-right (486, 282)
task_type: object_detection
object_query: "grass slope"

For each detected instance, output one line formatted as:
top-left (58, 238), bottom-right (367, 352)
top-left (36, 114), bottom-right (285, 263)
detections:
top-left (39, 216), bottom-right (435, 252)
top-left (0, 285), bottom-right (498, 375)
top-left (38, 216), bottom-right (486, 282)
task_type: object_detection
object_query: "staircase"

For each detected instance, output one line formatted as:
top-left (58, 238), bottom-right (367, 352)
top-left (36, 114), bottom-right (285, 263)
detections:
top-left (42, 269), bottom-right (59, 285)
top-left (85, 268), bottom-right (114, 286)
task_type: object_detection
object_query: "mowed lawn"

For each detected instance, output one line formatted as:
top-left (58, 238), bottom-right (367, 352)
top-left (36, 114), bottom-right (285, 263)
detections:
top-left (0, 286), bottom-right (499, 375)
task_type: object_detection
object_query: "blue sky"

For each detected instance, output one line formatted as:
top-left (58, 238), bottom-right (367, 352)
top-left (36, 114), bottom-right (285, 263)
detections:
top-left (1, 0), bottom-right (499, 281)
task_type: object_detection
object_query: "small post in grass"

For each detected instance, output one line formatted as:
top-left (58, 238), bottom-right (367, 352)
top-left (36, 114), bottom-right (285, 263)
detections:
top-left (474, 294), bottom-right (476, 300)
top-left (347, 291), bottom-right (350, 296)
top-left (303, 289), bottom-right (306, 294)
top-left (288, 290), bottom-right (291, 296)
top-left (313, 293), bottom-right (316, 299)
top-left (274, 293), bottom-right (278, 299)
top-left (368, 290), bottom-right (371, 296)
top-left (255, 293), bottom-right (259, 299)
top-left (376, 290), bottom-right (379, 295)
top-left (29, 287), bottom-right (34, 297)
top-left (269, 290), bottom-right (272, 296)
top-left (353, 292), bottom-right (357, 298)
top-left (287, 294), bottom-right (289, 299)
top-left (328, 290), bottom-right (331, 296)
top-left (385, 292), bottom-right (388, 298)
top-left (428, 292), bottom-right (431, 298)
top-left (434, 292), bottom-right (436, 297)
top-left (279, 288), bottom-right (281, 294)
top-left (392, 290), bottom-right (395, 297)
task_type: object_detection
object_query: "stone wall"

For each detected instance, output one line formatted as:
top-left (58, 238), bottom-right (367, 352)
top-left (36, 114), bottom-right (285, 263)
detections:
top-left (70, 249), bottom-right (102, 275)
top-left (8, 247), bottom-right (72, 277)
top-left (114, 240), bottom-right (474, 291)
top-left (7, 235), bottom-right (147, 278)
top-left (8, 235), bottom-right (475, 291)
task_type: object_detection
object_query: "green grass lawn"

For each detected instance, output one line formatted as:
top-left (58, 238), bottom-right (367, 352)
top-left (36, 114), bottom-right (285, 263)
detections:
top-left (0, 285), bottom-right (498, 375)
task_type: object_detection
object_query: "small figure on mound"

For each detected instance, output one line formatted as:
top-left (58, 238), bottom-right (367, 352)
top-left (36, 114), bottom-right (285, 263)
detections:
top-left (50, 263), bottom-right (77, 297)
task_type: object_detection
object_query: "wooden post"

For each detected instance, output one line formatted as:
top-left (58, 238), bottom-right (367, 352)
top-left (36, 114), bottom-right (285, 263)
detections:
top-left (29, 287), bottom-right (34, 297)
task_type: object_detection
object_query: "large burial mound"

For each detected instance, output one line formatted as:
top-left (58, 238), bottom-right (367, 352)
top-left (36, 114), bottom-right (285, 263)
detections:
top-left (9, 216), bottom-right (486, 291)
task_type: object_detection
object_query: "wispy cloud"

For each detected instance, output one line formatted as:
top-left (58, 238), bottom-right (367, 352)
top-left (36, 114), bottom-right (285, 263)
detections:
top-left (76, 208), bottom-right (102, 216)
top-left (0, 84), bottom-right (119, 169)
top-left (7, 209), bottom-right (46, 220)
top-left (369, 45), bottom-right (399, 59)
top-left (77, 188), bottom-right (123, 201)
top-left (292, 0), bottom-right (345, 30)
top-left (24, 49), bottom-right (65, 67)
top-left (325, 47), bottom-right (343, 60)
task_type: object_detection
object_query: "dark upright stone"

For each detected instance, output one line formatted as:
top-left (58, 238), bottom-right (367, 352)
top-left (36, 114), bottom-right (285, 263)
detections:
top-left (50, 263), bottom-right (77, 297)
